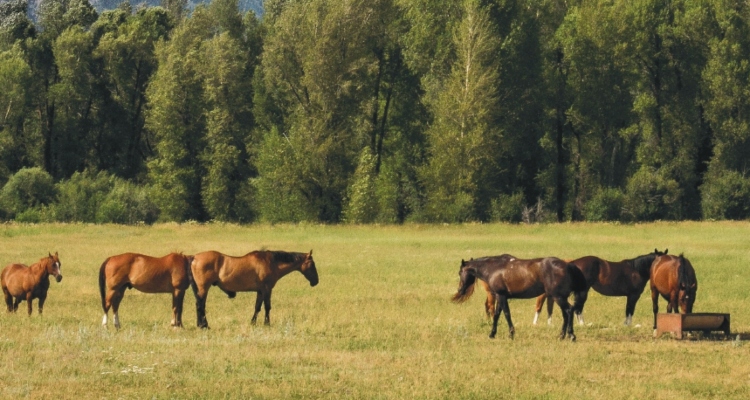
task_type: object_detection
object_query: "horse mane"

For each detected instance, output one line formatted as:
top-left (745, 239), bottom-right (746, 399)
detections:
top-left (631, 253), bottom-right (658, 276)
top-left (269, 251), bottom-right (305, 264)
top-left (451, 272), bottom-right (476, 303)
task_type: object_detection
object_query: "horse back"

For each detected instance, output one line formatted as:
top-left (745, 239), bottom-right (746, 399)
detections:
top-left (487, 257), bottom-right (546, 299)
top-left (104, 252), bottom-right (189, 293)
top-left (1, 263), bottom-right (33, 296)
top-left (650, 254), bottom-right (694, 293)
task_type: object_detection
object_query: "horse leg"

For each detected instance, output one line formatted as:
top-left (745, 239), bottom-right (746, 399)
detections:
top-left (263, 291), bottom-right (272, 325)
top-left (485, 292), bottom-right (495, 320)
top-left (546, 294), bottom-right (554, 325)
top-left (3, 288), bottom-right (12, 312)
top-left (109, 288), bottom-right (125, 329)
top-left (668, 291), bottom-right (679, 314)
top-left (533, 294), bottom-right (545, 325)
top-left (251, 292), bottom-right (263, 325)
top-left (573, 290), bottom-right (589, 326)
top-left (25, 292), bottom-right (33, 316)
top-left (172, 289), bottom-right (185, 328)
top-left (489, 295), bottom-right (503, 339)
top-left (13, 296), bottom-right (22, 312)
top-left (554, 296), bottom-right (575, 341)
top-left (651, 284), bottom-right (659, 335)
top-left (38, 292), bottom-right (47, 315)
top-left (624, 293), bottom-right (640, 326)
top-left (498, 295), bottom-right (515, 339)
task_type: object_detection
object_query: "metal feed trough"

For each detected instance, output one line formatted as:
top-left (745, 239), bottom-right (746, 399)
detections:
top-left (655, 313), bottom-right (731, 339)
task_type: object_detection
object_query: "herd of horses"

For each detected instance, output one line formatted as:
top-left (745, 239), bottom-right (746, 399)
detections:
top-left (0, 247), bottom-right (698, 342)
top-left (1, 250), bottom-right (318, 330)
top-left (451, 249), bottom-right (698, 341)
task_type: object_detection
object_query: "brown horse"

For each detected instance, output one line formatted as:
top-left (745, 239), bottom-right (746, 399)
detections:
top-left (1, 252), bottom-right (62, 315)
top-left (650, 254), bottom-right (697, 332)
top-left (189, 250), bottom-right (319, 329)
top-left (532, 249), bottom-right (667, 326)
top-left (99, 252), bottom-right (193, 329)
top-left (452, 255), bottom-right (585, 341)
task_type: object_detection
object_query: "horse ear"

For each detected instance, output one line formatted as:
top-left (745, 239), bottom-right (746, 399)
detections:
top-left (49, 252), bottom-right (52, 258)
top-left (307, 250), bottom-right (313, 258)
top-left (461, 259), bottom-right (465, 266)
top-left (665, 248), bottom-right (668, 254)
top-left (54, 251), bottom-right (58, 258)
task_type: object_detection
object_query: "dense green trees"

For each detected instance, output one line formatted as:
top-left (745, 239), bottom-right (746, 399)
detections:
top-left (2, 0), bottom-right (750, 223)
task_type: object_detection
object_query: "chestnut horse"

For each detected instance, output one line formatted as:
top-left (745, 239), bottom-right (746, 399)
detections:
top-left (189, 250), bottom-right (319, 329)
top-left (532, 249), bottom-right (667, 326)
top-left (650, 254), bottom-right (697, 332)
top-left (1, 252), bottom-right (62, 315)
top-left (99, 253), bottom-right (193, 329)
top-left (452, 255), bottom-right (585, 341)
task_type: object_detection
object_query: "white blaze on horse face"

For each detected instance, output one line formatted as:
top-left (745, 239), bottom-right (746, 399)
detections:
top-left (533, 311), bottom-right (540, 325)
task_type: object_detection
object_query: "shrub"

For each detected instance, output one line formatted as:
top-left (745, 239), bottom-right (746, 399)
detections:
top-left (49, 170), bottom-right (114, 222)
top-left (490, 192), bottom-right (524, 223)
top-left (0, 167), bottom-right (56, 219)
top-left (622, 168), bottom-right (681, 221)
top-left (97, 180), bottom-right (159, 224)
top-left (700, 169), bottom-right (750, 220)
top-left (584, 188), bottom-right (625, 222)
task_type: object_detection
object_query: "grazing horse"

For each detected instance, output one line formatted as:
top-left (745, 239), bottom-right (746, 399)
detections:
top-left (189, 250), bottom-right (319, 329)
top-left (650, 254), bottom-right (697, 332)
top-left (532, 249), bottom-right (667, 326)
top-left (1, 252), bottom-right (62, 315)
top-left (452, 255), bottom-right (585, 341)
top-left (99, 253), bottom-right (193, 329)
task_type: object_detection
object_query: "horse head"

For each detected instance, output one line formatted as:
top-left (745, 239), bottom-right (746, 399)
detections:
top-left (47, 252), bottom-right (62, 282)
top-left (451, 259), bottom-right (476, 303)
top-left (300, 250), bottom-right (318, 287)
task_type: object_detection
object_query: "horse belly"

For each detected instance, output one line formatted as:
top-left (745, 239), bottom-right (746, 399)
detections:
top-left (219, 273), bottom-right (261, 292)
top-left (508, 283), bottom-right (545, 299)
top-left (130, 274), bottom-right (174, 293)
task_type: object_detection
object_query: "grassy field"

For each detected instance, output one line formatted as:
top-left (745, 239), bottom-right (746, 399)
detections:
top-left (0, 222), bottom-right (748, 399)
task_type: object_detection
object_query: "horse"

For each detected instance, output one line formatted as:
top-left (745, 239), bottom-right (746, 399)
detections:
top-left (98, 252), bottom-right (193, 329)
top-left (451, 255), bottom-right (585, 341)
top-left (1, 252), bottom-right (62, 315)
top-left (189, 250), bottom-right (319, 329)
top-left (650, 254), bottom-right (697, 332)
top-left (532, 249), bottom-right (667, 326)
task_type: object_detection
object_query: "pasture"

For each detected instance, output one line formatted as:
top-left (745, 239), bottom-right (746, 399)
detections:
top-left (0, 222), bottom-right (748, 399)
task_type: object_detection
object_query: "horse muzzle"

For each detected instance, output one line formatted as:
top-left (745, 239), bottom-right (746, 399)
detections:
top-left (310, 279), bottom-right (319, 287)
top-left (55, 275), bottom-right (63, 283)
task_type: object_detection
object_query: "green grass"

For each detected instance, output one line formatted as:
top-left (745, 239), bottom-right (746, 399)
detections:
top-left (0, 222), bottom-right (748, 399)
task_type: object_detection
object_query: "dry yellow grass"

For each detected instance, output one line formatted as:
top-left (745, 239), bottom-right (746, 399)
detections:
top-left (0, 222), bottom-right (748, 399)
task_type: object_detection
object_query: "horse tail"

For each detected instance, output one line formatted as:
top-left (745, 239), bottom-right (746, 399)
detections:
top-left (99, 258), bottom-right (109, 313)
top-left (451, 273), bottom-right (477, 304)
top-left (184, 255), bottom-right (195, 285)
top-left (678, 253), bottom-right (689, 288)
top-left (568, 263), bottom-right (587, 292)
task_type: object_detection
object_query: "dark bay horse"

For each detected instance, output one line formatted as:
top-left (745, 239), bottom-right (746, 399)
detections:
top-left (99, 253), bottom-right (193, 329)
top-left (1, 252), bottom-right (62, 315)
top-left (650, 254), bottom-right (697, 332)
top-left (452, 255), bottom-right (585, 341)
top-left (189, 250), bottom-right (319, 329)
top-left (532, 249), bottom-right (667, 326)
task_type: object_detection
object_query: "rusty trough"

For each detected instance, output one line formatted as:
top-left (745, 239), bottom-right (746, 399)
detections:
top-left (655, 313), bottom-right (731, 339)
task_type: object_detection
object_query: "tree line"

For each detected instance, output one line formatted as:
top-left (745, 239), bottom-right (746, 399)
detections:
top-left (1, 0), bottom-right (749, 224)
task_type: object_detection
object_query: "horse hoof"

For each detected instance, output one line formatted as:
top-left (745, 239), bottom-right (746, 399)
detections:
top-left (570, 335), bottom-right (576, 342)
top-left (489, 332), bottom-right (496, 339)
